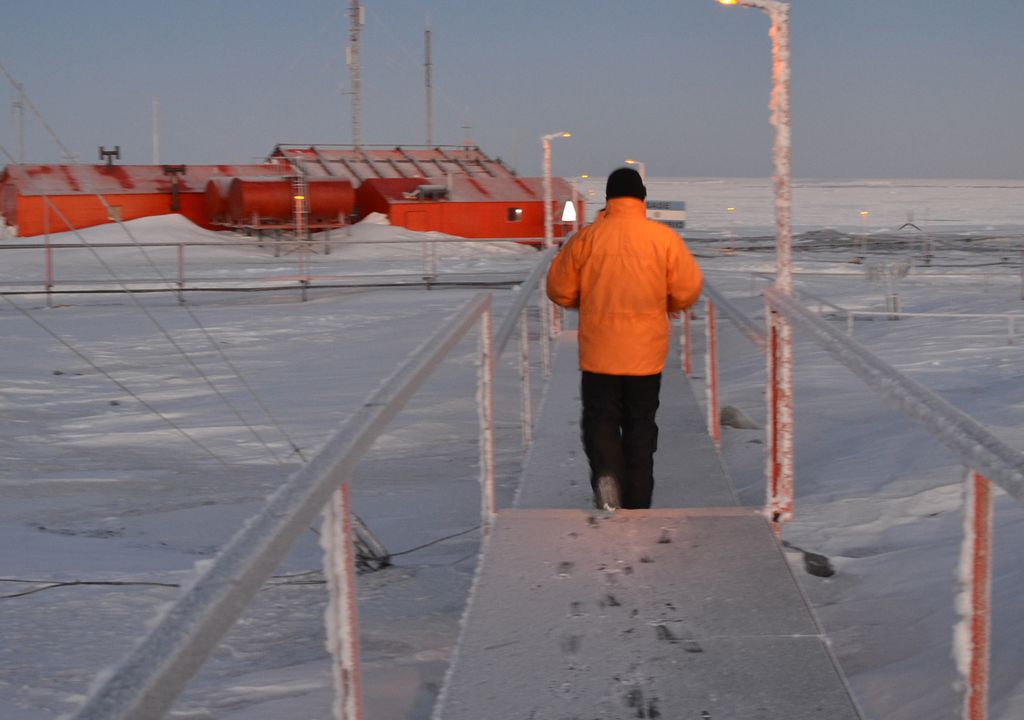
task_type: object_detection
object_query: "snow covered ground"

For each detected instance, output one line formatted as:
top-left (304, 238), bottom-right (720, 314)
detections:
top-left (2, 177), bottom-right (1024, 719)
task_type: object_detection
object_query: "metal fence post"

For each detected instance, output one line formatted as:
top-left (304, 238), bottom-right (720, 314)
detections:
top-left (682, 310), bottom-right (693, 377)
top-left (766, 302), bottom-right (795, 529)
top-left (479, 300), bottom-right (495, 527)
top-left (959, 471), bottom-right (993, 720)
top-left (322, 483), bottom-right (363, 720)
top-left (705, 299), bottom-right (720, 446)
top-left (519, 307), bottom-right (533, 448)
top-left (177, 243), bottom-right (185, 305)
top-left (44, 233), bottom-right (54, 308)
top-left (540, 299), bottom-right (552, 378)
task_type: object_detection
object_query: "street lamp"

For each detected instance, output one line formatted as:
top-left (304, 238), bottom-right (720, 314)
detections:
top-left (566, 174), bottom-right (589, 232)
top-left (624, 158), bottom-right (646, 183)
top-left (717, 0), bottom-right (795, 531)
top-left (717, 0), bottom-right (790, 290)
top-left (542, 131), bottom-right (571, 249)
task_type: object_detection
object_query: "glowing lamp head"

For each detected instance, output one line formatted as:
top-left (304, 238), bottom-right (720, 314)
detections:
top-left (562, 133), bottom-right (572, 138)
top-left (294, 195), bottom-right (305, 201)
top-left (719, 0), bottom-right (740, 4)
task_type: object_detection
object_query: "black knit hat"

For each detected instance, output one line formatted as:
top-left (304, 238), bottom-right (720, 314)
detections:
top-left (605, 167), bottom-right (646, 201)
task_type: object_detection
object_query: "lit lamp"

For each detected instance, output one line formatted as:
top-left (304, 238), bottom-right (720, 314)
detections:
top-left (717, 0), bottom-right (790, 290)
top-left (624, 158), bottom-right (646, 183)
top-left (542, 131), bottom-right (571, 249)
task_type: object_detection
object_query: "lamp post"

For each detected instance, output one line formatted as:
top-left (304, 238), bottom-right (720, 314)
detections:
top-left (542, 131), bottom-right (571, 249)
top-left (717, 0), bottom-right (794, 529)
top-left (566, 173), bottom-right (591, 232)
top-left (624, 158), bottom-right (646, 183)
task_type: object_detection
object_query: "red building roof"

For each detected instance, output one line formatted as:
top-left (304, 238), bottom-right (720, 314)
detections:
top-left (362, 175), bottom-right (572, 204)
top-left (268, 144), bottom-right (517, 183)
top-left (1, 164), bottom-right (289, 197)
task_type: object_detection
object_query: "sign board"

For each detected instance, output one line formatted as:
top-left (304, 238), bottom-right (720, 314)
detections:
top-left (646, 200), bottom-right (686, 230)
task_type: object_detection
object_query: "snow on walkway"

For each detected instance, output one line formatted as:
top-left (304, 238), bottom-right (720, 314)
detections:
top-left (434, 333), bottom-right (863, 719)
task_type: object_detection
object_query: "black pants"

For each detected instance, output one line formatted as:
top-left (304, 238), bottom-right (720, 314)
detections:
top-left (580, 371), bottom-right (661, 509)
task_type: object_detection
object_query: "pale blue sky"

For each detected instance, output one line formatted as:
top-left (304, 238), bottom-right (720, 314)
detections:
top-left (1, 1), bottom-right (1023, 179)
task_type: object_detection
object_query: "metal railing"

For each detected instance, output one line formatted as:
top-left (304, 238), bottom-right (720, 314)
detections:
top-left (68, 252), bottom-right (556, 720)
top-left (690, 279), bottom-right (1024, 720)
top-left (840, 310), bottom-right (1020, 345)
top-left (0, 236), bottom-right (544, 303)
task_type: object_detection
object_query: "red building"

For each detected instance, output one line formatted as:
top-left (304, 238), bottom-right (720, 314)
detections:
top-left (1, 145), bottom-right (581, 239)
top-left (356, 174), bottom-right (580, 239)
top-left (0, 163), bottom-right (288, 236)
top-left (271, 144), bottom-right (581, 238)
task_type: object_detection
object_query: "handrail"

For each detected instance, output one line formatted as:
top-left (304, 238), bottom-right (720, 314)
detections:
top-left (764, 287), bottom-right (1024, 503)
top-left (70, 293), bottom-right (494, 720)
top-left (703, 282), bottom-right (767, 351)
top-left (493, 247), bottom-right (555, 360)
top-left (0, 236), bottom-right (549, 250)
top-left (688, 280), bottom-right (1022, 719)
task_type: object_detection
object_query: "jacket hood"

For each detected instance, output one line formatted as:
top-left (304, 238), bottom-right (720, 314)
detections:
top-left (605, 196), bottom-right (647, 216)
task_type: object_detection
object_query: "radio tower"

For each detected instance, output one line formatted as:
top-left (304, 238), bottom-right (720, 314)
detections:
top-left (12, 83), bottom-right (25, 163)
top-left (425, 15), bottom-right (433, 146)
top-left (347, 0), bottom-right (364, 148)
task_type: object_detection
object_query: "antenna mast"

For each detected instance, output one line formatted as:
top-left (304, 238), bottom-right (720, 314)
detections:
top-left (347, 0), bottom-right (364, 148)
top-left (152, 96), bottom-right (160, 165)
top-left (425, 15), bottom-right (433, 146)
top-left (12, 82), bottom-right (24, 163)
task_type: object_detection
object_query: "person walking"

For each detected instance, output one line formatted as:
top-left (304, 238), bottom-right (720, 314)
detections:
top-left (546, 167), bottom-right (703, 510)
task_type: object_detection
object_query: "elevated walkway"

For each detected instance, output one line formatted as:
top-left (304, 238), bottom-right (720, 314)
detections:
top-left (435, 331), bottom-right (862, 719)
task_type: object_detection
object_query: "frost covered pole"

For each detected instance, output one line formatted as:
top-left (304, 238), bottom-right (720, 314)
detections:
top-left (956, 471), bottom-right (993, 720)
top-left (718, 0), bottom-right (793, 528)
top-left (542, 132), bottom-right (571, 340)
top-left (519, 307), bottom-right (534, 448)
top-left (322, 483), bottom-right (363, 720)
top-left (176, 243), bottom-right (185, 305)
top-left (541, 132), bottom-right (570, 250)
top-left (682, 310), bottom-right (693, 377)
top-left (478, 301), bottom-right (496, 525)
top-left (705, 298), bottom-right (721, 446)
top-left (44, 228), bottom-right (53, 307)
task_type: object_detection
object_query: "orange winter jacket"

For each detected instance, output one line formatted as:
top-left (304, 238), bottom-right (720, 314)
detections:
top-left (546, 196), bottom-right (703, 375)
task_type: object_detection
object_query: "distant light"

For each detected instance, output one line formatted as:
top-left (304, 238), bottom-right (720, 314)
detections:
top-left (580, 174), bottom-right (589, 179)
top-left (727, 207), bottom-right (736, 212)
top-left (294, 195), bottom-right (305, 200)
top-left (719, 0), bottom-right (739, 4)
top-left (860, 210), bottom-right (869, 217)
top-left (562, 132), bottom-right (572, 138)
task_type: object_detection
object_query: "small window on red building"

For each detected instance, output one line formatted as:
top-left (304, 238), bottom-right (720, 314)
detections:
top-left (507, 207), bottom-right (523, 222)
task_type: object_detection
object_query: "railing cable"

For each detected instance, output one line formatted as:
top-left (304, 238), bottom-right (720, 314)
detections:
top-left (0, 138), bottom-right (299, 464)
top-left (765, 287), bottom-right (1024, 503)
top-left (1, 294), bottom-right (232, 467)
top-left (0, 67), bottom-right (307, 462)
